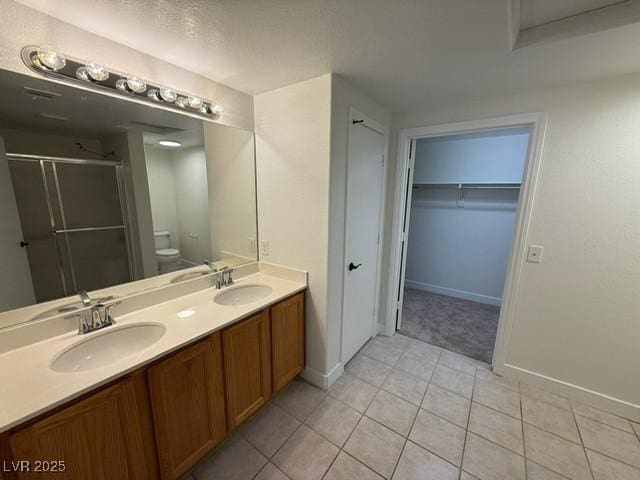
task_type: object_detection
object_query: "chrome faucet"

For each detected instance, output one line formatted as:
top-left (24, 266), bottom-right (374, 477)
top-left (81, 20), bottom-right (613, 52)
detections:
top-left (216, 267), bottom-right (234, 289)
top-left (67, 300), bottom-right (121, 334)
top-left (204, 260), bottom-right (218, 272)
top-left (78, 290), bottom-right (92, 307)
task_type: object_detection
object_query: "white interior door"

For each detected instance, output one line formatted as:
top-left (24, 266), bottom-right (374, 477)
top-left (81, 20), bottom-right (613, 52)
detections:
top-left (341, 113), bottom-right (386, 363)
top-left (0, 138), bottom-right (35, 310)
top-left (395, 139), bottom-right (416, 331)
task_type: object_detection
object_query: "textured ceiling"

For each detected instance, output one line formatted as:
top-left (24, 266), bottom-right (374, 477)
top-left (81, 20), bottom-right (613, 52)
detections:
top-left (14, 0), bottom-right (640, 113)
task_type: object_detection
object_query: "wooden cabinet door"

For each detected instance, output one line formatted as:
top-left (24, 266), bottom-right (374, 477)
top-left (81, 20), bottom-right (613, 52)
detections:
top-left (147, 334), bottom-right (226, 480)
top-left (9, 372), bottom-right (158, 480)
top-left (222, 310), bottom-right (271, 429)
top-left (1, 433), bottom-right (14, 480)
top-left (271, 292), bottom-right (305, 393)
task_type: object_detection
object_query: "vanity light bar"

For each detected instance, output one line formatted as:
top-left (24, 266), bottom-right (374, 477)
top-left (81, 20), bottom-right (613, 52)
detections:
top-left (21, 45), bottom-right (223, 119)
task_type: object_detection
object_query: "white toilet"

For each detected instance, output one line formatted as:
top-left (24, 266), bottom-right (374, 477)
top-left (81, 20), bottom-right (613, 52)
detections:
top-left (154, 230), bottom-right (181, 274)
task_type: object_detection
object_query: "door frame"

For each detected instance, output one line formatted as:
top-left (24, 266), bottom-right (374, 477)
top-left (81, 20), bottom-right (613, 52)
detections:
top-left (385, 112), bottom-right (548, 372)
top-left (340, 107), bottom-right (389, 364)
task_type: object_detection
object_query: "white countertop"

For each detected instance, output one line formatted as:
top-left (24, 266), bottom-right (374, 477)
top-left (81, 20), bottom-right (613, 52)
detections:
top-left (0, 270), bottom-right (306, 433)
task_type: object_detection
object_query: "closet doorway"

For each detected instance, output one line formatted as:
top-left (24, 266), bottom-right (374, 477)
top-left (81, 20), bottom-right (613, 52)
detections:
top-left (387, 114), bottom-right (547, 368)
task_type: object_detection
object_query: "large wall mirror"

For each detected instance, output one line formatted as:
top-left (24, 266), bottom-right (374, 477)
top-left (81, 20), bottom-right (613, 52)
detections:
top-left (0, 69), bottom-right (257, 321)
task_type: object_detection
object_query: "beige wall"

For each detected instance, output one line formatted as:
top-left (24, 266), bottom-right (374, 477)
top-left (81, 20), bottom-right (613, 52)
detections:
top-left (204, 123), bottom-right (257, 264)
top-left (254, 74), bottom-right (332, 383)
top-left (387, 72), bottom-right (640, 419)
top-left (0, 0), bottom-right (254, 131)
top-left (255, 74), bottom-right (391, 387)
top-left (171, 147), bottom-right (212, 265)
top-left (101, 132), bottom-right (157, 279)
top-left (144, 147), bottom-right (180, 248)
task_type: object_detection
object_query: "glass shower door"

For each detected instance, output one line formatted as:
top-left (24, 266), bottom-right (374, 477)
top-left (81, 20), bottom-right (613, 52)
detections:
top-left (52, 161), bottom-right (132, 293)
top-left (7, 155), bottom-right (132, 301)
top-left (7, 159), bottom-right (68, 302)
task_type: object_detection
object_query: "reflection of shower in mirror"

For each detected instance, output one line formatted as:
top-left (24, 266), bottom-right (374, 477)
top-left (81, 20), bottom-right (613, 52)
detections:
top-left (0, 68), bottom-right (258, 325)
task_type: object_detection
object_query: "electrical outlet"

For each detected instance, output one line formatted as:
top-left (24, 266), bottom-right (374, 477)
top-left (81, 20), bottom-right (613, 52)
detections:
top-left (526, 245), bottom-right (544, 264)
top-left (260, 240), bottom-right (269, 256)
top-left (248, 237), bottom-right (256, 253)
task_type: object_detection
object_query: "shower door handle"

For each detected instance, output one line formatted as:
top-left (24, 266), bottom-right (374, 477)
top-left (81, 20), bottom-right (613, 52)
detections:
top-left (348, 262), bottom-right (362, 271)
top-left (19, 240), bottom-right (30, 248)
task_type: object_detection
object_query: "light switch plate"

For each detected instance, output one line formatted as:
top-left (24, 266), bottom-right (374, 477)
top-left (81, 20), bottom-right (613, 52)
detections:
top-left (527, 245), bottom-right (544, 264)
top-left (248, 237), bottom-right (256, 253)
top-left (260, 240), bottom-right (269, 256)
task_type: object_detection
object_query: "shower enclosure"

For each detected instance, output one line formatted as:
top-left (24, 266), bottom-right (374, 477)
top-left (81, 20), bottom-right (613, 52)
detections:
top-left (7, 153), bottom-right (133, 303)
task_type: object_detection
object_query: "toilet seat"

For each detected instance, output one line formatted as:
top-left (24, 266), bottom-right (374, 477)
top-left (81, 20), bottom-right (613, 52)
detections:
top-left (156, 248), bottom-right (180, 257)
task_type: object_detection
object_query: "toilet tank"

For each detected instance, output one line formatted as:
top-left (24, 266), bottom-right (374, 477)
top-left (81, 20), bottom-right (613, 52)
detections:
top-left (154, 230), bottom-right (171, 250)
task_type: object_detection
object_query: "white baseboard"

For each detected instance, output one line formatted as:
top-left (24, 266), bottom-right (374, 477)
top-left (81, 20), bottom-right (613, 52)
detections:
top-left (301, 362), bottom-right (344, 390)
top-left (498, 363), bottom-right (640, 423)
top-left (404, 280), bottom-right (502, 306)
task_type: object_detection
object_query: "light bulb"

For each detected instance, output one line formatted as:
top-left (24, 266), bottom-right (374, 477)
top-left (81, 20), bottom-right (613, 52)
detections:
top-left (36, 45), bottom-right (66, 71)
top-left (147, 89), bottom-right (160, 101)
top-left (159, 88), bottom-right (177, 102)
top-left (175, 97), bottom-right (188, 108)
top-left (187, 96), bottom-right (203, 109)
top-left (210, 104), bottom-right (223, 116)
top-left (75, 67), bottom-right (90, 82)
top-left (126, 76), bottom-right (146, 93)
top-left (85, 62), bottom-right (109, 81)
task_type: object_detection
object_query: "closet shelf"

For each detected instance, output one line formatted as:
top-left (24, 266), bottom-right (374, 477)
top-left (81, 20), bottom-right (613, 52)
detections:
top-left (412, 182), bottom-right (521, 190)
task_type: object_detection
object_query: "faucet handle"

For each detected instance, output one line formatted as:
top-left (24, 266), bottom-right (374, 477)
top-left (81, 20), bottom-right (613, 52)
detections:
top-left (66, 311), bottom-right (91, 334)
top-left (104, 302), bottom-right (121, 325)
top-left (92, 307), bottom-right (103, 328)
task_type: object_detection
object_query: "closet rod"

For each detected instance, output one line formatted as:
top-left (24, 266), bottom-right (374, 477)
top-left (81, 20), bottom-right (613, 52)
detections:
top-left (412, 182), bottom-right (521, 190)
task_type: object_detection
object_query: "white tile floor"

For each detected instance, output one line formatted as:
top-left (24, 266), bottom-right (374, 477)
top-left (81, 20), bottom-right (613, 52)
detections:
top-left (189, 334), bottom-right (640, 480)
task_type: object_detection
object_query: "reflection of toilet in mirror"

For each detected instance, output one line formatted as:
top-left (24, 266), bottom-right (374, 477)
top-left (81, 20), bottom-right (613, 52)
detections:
top-left (154, 230), bottom-right (181, 274)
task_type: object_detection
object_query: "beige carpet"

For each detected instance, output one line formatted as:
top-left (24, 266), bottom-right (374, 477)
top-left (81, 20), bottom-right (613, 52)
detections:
top-left (399, 288), bottom-right (500, 363)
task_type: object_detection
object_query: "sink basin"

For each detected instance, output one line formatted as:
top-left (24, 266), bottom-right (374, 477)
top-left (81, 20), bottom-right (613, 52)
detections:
top-left (51, 323), bottom-right (166, 373)
top-left (214, 284), bottom-right (273, 306)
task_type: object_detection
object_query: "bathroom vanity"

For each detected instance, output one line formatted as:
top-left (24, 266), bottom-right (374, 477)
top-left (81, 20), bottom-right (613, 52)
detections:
top-left (0, 266), bottom-right (306, 480)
